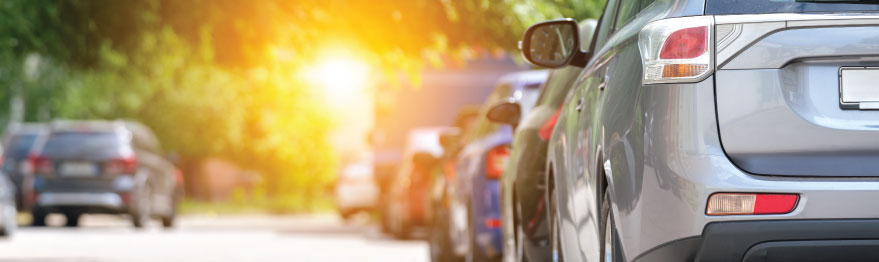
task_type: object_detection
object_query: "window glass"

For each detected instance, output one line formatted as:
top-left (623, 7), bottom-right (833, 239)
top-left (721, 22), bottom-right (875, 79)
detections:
top-left (592, 0), bottom-right (620, 53)
top-left (466, 84), bottom-right (512, 142)
top-left (640, 0), bottom-right (656, 10)
top-left (41, 132), bottom-right (123, 159)
top-left (707, 0), bottom-right (879, 15)
top-left (615, 0), bottom-right (640, 30)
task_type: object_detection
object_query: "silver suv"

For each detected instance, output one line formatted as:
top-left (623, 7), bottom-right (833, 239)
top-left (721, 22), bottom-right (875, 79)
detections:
top-left (520, 0), bottom-right (879, 261)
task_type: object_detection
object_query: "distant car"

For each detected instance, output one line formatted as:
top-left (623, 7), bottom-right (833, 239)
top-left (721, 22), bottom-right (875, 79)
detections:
top-left (499, 20), bottom-right (596, 262)
top-left (448, 70), bottom-right (548, 262)
top-left (2, 123), bottom-right (47, 210)
top-left (335, 159), bottom-right (378, 220)
top-left (29, 120), bottom-right (180, 228)
top-left (384, 127), bottom-right (448, 239)
top-left (428, 106), bottom-right (481, 262)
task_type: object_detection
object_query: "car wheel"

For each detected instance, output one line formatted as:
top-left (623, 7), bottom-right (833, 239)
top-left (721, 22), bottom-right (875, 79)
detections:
top-left (30, 208), bottom-right (47, 227)
top-left (131, 186), bottom-right (151, 229)
top-left (64, 212), bottom-right (81, 227)
top-left (549, 179), bottom-right (563, 262)
top-left (161, 214), bottom-right (175, 228)
top-left (600, 192), bottom-right (621, 262)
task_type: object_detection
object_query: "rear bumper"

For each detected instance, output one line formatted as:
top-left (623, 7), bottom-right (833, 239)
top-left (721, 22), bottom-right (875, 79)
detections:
top-left (634, 219), bottom-right (879, 262)
top-left (32, 175), bottom-right (136, 213)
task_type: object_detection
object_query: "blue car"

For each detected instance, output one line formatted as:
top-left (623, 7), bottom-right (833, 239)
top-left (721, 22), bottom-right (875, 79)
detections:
top-left (449, 70), bottom-right (547, 262)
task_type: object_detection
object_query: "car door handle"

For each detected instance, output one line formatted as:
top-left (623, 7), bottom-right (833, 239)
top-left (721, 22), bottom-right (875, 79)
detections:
top-left (575, 98), bottom-right (585, 112)
top-left (598, 76), bottom-right (608, 91)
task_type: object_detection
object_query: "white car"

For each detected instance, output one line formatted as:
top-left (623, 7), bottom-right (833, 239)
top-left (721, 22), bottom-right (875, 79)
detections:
top-left (335, 160), bottom-right (378, 220)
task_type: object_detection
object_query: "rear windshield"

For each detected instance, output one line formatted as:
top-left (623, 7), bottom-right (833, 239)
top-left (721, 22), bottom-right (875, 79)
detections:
top-left (707, 0), bottom-right (879, 15)
top-left (6, 134), bottom-right (37, 158)
top-left (40, 132), bottom-right (123, 159)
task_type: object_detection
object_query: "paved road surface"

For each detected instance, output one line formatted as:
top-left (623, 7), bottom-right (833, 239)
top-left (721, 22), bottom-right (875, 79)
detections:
top-left (0, 213), bottom-right (428, 262)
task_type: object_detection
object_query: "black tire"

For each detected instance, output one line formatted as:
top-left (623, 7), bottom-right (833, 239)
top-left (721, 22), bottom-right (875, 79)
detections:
top-left (600, 192), bottom-right (622, 262)
top-left (430, 207), bottom-right (461, 262)
top-left (161, 215), bottom-right (175, 228)
top-left (64, 212), bottom-right (81, 227)
top-left (131, 186), bottom-right (151, 229)
top-left (30, 208), bottom-right (47, 227)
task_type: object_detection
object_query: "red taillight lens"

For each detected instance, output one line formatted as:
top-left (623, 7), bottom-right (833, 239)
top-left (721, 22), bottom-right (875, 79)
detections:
top-left (485, 218), bottom-right (501, 228)
top-left (659, 26), bottom-right (707, 59)
top-left (104, 157), bottom-right (138, 175)
top-left (539, 106), bottom-right (563, 141)
top-left (706, 193), bottom-right (799, 216)
top-left (28, 155), bottom-right (54, 174)
top-left (485, 146), bottom-right (510, 179)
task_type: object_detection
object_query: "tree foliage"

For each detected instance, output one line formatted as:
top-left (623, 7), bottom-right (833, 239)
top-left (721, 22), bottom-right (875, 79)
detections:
top-left (0, 0), bottom-right (603, 211)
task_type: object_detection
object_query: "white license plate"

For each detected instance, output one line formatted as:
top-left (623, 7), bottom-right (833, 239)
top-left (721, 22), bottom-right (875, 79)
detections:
top-left (840, 67), bottom-right (879, 109)
top-left (60, 162), bottom-right (98, 177)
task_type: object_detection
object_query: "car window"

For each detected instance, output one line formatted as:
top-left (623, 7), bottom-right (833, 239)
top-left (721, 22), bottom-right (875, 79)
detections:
top-left (640, 0), bottom-right (656, 10)
top-left (40, 132), bottom-right (124, 159)
top-left (591, 0), bottom-right (621, 54)
top-left (615, 0), bottom-right (640, 30)
top-left (6, 134), bottom-right (37, 158)
top-left (706, 0), bottom-right (879, 15)
top-left (465, 84), bottom-right (512, 142)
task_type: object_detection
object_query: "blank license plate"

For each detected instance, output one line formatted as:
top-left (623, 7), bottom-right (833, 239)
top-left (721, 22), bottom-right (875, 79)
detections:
top-left (840, 67), bottom-right (879, 109)
top-left (60, 162), bottom-right (98, 177)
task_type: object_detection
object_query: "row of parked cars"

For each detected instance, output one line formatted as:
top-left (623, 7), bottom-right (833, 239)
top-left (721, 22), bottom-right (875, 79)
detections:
top-left (371, 0), bottom-right (879, 261)
top-left (0, 120), bottom-right (183, 234)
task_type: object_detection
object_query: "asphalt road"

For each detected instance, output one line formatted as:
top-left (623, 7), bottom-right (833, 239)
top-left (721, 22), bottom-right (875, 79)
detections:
top-left (0, 213), bottom-right (428, 262)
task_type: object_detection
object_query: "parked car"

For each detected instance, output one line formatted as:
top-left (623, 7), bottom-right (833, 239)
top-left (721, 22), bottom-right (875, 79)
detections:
top-left (384, 127), bottom-right (449, 239)
top-left (2, 123), bottom-right (47, 210)
top-left (497, 20), bottom-right (597, 262)
top-left (428, 106), bottom-right (481, 262)
top-left (0, 145), bottom-right (18, 237)
top-left (335, 158), bottom-right (379, 220)
top-left (521, 0), bottom-right (879, 261)
top-left (29, 120), bottom-right (180, 228)
top-left (447, 70), bottom-right (548, 262)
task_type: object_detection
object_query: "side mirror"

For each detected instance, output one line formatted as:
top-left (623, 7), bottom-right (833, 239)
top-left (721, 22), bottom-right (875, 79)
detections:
top-left (413, 152), bottom-right (440, 169)
top-left (487, 99), bottom-right (522, 127)
top-left (520, 19), bottom-right (588, 68)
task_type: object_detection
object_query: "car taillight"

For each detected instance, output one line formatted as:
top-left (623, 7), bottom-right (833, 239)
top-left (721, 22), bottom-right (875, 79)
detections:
top-left (706, 193), bottom-right (799, 216)
top-left (28, 155), bottom-right (54, 174)
top-left (539, 106), bottom-right (563, 141)
top-left (639, 16), bottom-right (713, 84)
top-left (104, 157), bottom-right (138, 175)
top-left (485, 146), bottom-right (510, 179)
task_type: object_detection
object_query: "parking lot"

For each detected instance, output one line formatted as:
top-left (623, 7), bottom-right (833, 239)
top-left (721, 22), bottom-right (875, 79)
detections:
top-left (0, 214), bottom-right (428, 262)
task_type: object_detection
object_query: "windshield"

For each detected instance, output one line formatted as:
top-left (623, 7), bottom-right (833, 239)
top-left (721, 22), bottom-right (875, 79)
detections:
top-left (707, 0), bottom-right (879, 15)
top-left (40, 132), bottom-right (124, 160)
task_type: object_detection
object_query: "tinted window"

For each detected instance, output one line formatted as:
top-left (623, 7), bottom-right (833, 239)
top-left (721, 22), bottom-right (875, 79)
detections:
top-left (615, 0), bottom-right (640, 30)
top-left (592, 0), bottom-right (621, 53)
top-left (466, 84), bottom-right (513, 141)
top-left (41, 132), bottom-right (124, 159)
top-left (6, 134), bottom-right (37, 158)
top-left (707, 0), bottom-right (879, 15)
